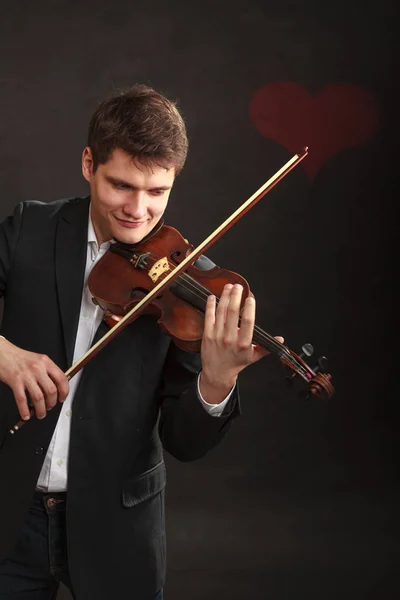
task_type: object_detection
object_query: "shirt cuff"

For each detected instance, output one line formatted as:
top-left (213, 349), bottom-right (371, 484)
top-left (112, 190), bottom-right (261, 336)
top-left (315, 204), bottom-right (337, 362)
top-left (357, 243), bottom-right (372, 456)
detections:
top-left (196, 372), bottom-right (235, 417)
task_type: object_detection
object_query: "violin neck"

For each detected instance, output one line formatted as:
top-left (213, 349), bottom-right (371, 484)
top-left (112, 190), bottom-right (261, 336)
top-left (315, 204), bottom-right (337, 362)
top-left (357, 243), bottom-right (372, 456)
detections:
top-left (173, 272), bottom-right (285, 358)
top-left (251, 325), bottom-right (285, 357)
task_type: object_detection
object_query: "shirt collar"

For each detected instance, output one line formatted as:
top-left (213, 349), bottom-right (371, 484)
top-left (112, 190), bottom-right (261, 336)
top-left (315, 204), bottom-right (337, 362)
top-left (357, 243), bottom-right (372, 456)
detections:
top-left (87, 204), bottom-right (114, 262)
top-left (87, 207), bottom-right (98, 246)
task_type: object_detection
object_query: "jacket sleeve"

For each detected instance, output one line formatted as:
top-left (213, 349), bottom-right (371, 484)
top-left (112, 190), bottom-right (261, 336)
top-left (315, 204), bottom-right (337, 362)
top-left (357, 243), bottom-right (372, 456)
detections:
top-left (157, 342), bottom-right (240, 462)
top-left (0, 203), bottom-right (24, 299)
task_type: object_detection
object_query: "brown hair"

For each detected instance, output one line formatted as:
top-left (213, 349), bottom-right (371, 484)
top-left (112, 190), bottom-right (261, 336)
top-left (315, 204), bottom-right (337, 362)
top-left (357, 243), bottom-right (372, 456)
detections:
top-left (87, 84), bottom-right (188, 174)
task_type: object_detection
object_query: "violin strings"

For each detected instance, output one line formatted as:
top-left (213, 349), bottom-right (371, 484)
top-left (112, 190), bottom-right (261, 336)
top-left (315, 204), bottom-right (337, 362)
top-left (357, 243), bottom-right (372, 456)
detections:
top-left (142, 253), bottom-right (298, 365)
top-left (176, 275), bottom-right (287, 353)
top-left (169, 259), bottom-right (286, 354)
top-left (177, 271), bottom-right (303, 374)
top-left (181, 279), bottom-right (302, 371)
top-left (136, 253), bottom-right (308, 374)
top-left (180, 273), bottom-right (282, 350)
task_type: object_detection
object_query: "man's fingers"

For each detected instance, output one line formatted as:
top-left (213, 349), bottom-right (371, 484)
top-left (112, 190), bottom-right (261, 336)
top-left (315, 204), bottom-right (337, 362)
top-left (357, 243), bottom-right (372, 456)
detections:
top-left (25, 380), bottom-right (47, 419)
top-left (214, 284), bottom-right (233, 338)
top-left (1, 345), bottom-right (68, 420)
top-left (224, 284), bottom-right (244, 335)
top-left (252, 344), bottom-right (270, 361)
top-left (237, 295), bottom-right (256, 348)
top-left (13, 382), bottom-right (32, 421)
top-left (47, 364), bottom-right (69, 402)
top-left (38, 378), bottom-right (58, 410)
top-left (254, 336), bottom-right (285, 358)
top-left (203, 293), bottom-right (216, 340)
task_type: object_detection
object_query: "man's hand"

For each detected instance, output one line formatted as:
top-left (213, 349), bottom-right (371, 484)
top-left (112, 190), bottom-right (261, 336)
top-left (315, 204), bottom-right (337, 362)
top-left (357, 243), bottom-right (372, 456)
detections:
top-left (0, 337), bottom-right (69, 420)
top-left (199, 283), bottom-right (284, 404)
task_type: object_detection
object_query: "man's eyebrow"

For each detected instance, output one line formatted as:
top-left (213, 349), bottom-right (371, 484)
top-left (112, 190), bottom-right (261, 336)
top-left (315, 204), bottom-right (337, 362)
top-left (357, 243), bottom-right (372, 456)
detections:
top-left (106, 176), bottom-right (171, 191)
top-left (106, 176), bottom-right (134, 187)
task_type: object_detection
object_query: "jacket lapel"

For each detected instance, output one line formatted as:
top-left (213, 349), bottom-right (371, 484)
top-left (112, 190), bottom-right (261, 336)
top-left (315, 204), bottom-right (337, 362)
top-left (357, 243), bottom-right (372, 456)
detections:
top-left (55, 197), bottom-right (90, 367)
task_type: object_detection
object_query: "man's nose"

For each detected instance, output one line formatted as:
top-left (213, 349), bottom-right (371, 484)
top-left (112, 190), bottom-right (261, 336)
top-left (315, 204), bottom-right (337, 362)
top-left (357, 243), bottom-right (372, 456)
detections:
top-left (123, 192), bottom-right (147, 219)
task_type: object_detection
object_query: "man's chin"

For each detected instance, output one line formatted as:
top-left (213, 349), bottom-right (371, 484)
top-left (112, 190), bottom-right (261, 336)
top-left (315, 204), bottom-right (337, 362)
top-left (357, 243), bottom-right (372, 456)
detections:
top-left (112, 226), bottom-right (149, 246)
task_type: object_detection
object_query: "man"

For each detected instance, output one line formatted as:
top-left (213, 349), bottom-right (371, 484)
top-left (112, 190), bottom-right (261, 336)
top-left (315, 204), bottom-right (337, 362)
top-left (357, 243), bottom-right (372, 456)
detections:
top-left (0, 85), bottom-right (278, 599)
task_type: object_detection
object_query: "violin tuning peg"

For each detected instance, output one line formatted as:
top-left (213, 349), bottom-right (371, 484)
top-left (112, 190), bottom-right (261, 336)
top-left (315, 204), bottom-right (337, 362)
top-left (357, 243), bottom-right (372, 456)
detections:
top-left (300, 343), bottom-right (314, 358)
top-left (285, 373), bottom-right (295, 387)
top-left (312, 356), bottom-right (328, 373)
top-left (285, 342), bottom-right (314, 386)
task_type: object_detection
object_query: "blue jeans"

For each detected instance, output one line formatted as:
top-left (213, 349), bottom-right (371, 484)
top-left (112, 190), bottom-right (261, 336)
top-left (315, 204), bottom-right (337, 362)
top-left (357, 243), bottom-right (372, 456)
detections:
top-left (0, 491), bottom-right (163, 600)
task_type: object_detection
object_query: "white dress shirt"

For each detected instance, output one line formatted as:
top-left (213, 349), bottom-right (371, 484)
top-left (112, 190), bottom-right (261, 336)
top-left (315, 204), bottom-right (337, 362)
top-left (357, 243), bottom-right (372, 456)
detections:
top-left (36, 209), bottom-right (233, 492)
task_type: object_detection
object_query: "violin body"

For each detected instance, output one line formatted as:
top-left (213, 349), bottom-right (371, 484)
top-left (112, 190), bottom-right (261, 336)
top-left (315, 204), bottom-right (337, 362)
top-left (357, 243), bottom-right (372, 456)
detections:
top-left (88, 225), bottom-right (251, 352)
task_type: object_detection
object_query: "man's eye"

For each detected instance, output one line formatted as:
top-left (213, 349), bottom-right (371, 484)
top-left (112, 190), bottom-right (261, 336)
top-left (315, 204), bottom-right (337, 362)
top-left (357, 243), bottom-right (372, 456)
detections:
top-left (150, 190), bottom-right (165, 196)
top-left (114, 182), bottom-right (129, 190)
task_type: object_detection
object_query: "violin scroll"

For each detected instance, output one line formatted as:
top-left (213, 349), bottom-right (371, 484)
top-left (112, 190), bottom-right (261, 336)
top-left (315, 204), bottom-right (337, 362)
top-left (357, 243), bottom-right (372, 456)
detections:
top-left (308, 372), bottom-right (334, 400)
top-left (283, 344), bottom-right (334, 400)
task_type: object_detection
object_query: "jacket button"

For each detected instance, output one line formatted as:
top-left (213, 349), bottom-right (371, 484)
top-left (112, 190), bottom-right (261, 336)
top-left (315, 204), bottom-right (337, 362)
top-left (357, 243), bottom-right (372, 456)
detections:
top-left (35, 446), bottom-right (44, 455)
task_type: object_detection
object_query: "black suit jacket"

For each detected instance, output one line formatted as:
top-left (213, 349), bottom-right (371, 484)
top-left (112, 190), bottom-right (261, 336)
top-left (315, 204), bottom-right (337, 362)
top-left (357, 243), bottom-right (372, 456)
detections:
top-left (0, 197), bottom-right (239, 599)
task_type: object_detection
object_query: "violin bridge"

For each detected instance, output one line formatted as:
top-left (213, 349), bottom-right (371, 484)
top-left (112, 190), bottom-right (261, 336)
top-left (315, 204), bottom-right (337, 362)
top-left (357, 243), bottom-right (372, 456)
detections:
top-left (148, 257), bottom-right (170, 283)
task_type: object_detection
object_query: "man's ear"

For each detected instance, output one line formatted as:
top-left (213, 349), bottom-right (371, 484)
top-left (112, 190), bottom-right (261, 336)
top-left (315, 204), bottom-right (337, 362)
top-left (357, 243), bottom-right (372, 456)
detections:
top-left (82, 146), bottom-right (94, 182)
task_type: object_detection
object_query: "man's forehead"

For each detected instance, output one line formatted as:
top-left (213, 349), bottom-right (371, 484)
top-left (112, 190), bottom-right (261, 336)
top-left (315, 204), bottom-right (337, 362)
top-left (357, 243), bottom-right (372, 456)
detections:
top-left (104, 149), bottom-right (175, 181)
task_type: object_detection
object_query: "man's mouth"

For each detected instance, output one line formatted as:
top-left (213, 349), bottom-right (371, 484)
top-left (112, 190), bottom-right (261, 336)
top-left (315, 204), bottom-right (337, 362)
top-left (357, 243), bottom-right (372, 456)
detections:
top-left (114, 216), bottom-right (147, 228)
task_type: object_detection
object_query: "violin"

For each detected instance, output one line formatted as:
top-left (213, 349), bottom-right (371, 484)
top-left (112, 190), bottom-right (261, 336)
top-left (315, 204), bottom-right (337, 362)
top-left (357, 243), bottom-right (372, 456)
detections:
top-left (88, 222), bottom-right (334, 399)
top-left (9, 148), bottom-right (334, 435)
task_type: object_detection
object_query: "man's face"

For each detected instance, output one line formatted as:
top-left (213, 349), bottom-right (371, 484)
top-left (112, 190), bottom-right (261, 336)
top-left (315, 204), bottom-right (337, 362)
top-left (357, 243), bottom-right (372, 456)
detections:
top-left (82, 147), bottom-right (175, 246)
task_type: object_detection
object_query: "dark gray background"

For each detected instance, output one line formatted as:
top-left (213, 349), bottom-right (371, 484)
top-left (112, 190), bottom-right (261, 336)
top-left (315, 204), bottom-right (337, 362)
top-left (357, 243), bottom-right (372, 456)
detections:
top-left (0, 0), bottom-right (398, 598)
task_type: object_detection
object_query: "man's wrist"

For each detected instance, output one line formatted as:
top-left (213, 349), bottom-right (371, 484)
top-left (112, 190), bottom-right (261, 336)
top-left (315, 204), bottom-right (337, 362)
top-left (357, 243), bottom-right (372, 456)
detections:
top-left (198, 370), bottom-right (237, 405)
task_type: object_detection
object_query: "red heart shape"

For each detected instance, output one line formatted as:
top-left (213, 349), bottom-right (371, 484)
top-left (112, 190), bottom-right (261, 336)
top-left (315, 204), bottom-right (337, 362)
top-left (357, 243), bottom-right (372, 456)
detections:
top-left (250, 82), bottom-right (379, 180)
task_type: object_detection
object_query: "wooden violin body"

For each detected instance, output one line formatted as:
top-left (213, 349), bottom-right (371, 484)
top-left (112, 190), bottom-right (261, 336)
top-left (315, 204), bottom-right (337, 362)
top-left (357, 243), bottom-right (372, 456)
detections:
top-left (89, 225), bottom-right (250, 352)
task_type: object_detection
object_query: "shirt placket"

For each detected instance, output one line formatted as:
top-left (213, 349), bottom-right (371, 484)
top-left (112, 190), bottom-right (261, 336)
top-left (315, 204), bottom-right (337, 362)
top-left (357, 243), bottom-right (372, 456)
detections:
top-left (40, 239), bottom-right (109, 492)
